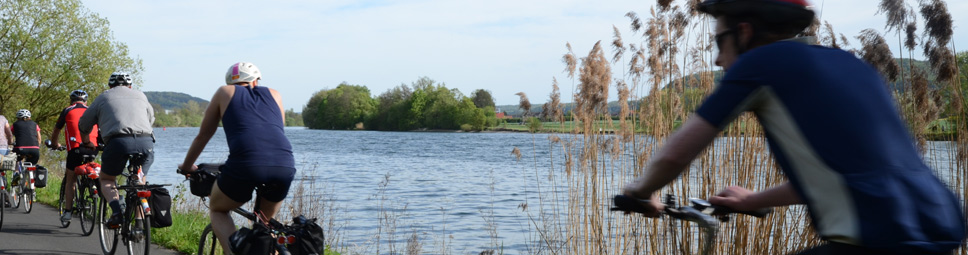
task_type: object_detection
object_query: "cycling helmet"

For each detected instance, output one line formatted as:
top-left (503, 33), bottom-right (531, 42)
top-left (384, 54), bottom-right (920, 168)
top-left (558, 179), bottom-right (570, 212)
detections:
top-left (70, 90), bottom-right (88, 102)
top-left (697, 0), bottom-right (815, 33)
top-left (225, 62), bottom-right (262, 85)
top-left (16, 109), bottom-right (30, 119)
top-left (108, 72), bottom-right (133, 87)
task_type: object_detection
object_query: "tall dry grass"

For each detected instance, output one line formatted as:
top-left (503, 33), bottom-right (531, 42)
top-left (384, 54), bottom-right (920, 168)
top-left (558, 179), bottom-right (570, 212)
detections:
top-left (520, 0), bottom-right (966, 255)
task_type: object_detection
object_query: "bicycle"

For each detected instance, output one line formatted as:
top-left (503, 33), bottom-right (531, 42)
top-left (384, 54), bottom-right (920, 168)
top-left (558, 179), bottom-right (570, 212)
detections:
top-left (0, 152), bottom-right (21, 231)
top-left (12, 156), bottom-right (40, 214)
top-left (611, 194), bottom-right (772, 255)
top-left (181, 163), bottom-right (301, 255)
top-left (58, 153), bottom-right (101, 235)
top-left (97, 153), bottom-right (169, 255)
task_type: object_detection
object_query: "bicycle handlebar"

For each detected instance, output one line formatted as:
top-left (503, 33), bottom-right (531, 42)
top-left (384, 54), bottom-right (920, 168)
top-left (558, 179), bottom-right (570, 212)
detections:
top-left (611, 194), bottom-right (772, 219)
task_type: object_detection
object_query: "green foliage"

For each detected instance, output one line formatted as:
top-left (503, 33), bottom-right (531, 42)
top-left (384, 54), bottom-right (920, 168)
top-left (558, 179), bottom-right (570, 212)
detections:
top-left (470, 89), bottom-right (496, 109)
top-left (145, 91), bottom-right (208, 110)
top-left (0, 0), bottom-right (143, 131)
top-left (303, 83), bottom-right (377, 130)
top-left (285, 108), bottom-right (304, 127)
top-left (153, 100), bottom-right (207, 127)
top-left (526, 117), bottom-right (542, 133)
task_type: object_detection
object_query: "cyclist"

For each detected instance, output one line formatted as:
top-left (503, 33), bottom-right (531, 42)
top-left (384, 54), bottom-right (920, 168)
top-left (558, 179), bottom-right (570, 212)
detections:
top-left (622, 0), bottom-right (965, 254)
top-left (11, 109), bottom-right (42, 176)
top-left (0, 114), bottom-right (10, 155)
top-left (178, 62), bottom-right (296, 253)
top-left (79, 72), bottom-right (155, 229)
top-left (49, 90), bottom-right (100, 223)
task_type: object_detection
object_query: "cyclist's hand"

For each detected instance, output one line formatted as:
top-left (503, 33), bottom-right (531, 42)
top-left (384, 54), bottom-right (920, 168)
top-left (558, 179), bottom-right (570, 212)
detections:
top-left (81, 141), bottom-right (97, 150)
top-left (620, 191), bottom-right (664, 217)
top-left (177, 164), bottom-right (197, 179)
top-left (709, 186), bottom-right (758, 212)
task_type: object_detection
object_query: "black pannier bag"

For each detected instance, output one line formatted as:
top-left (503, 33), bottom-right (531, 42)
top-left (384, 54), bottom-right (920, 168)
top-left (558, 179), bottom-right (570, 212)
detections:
top-left (33, 165), bottom-right (48, 188)
top-left (190, 164), bottom-right (221, 197)
top-left (149, 187), bottom-right (172, 228)
top-left (230, 221), bottom-right (274, 254)
top-left (289, 215), bottom-right (325, 255)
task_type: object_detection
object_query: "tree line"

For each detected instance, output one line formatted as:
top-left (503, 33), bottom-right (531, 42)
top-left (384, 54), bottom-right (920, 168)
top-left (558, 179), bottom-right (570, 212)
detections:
top-left (302, 77), bottom-right (498, 131)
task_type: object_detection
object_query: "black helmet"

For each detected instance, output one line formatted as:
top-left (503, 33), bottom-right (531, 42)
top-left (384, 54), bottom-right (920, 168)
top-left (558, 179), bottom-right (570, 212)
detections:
top-left (697, 0), bottom-right (815, 33)
top-left (70, 90), bottom-right (88, 102)
top-left (108, 72), bottom-right (133, 87)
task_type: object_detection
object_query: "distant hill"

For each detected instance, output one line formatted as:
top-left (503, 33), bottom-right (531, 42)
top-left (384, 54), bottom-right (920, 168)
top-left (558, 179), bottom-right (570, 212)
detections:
top-left (144, 91), bottom-right (208, 110)
top-left (497, 58), bottom-right (937, 117)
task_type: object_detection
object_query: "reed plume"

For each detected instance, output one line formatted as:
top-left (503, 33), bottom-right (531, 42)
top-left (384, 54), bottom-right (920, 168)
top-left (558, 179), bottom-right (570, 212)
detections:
top-left (905, 21), bottom-right (918, 50)
top-left (612, 25), bottom-right (626, 64)
top-left (856, 29), bottom-right (900, 82)
top-left (878, 0), bottom-right (909, 32)
top-left (563, 43), bottom-right (577, 79)
top-left (919, 0), bottom-right (956, 82)
top-left (516, 92), bottom-right (532, 117)
top-left (544, 77), bottom-right (564, 124)
top-left (820, 21), bottom-right (841, 49)
top-left (625, 12), bottom-right (642, 33)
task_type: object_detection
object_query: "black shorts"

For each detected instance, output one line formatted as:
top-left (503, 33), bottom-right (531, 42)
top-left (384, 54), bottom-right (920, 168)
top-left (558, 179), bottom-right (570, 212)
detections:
top-left (66, 147), bottom-right (99, 172)
top-left (218, 165), bottom-right (296, 203)
top-left (793, 242), bottom-right (953, 255)
top-left (12, 148), bottom-right (39, 165)
top-left (101, 136), bottom-right (154, 176)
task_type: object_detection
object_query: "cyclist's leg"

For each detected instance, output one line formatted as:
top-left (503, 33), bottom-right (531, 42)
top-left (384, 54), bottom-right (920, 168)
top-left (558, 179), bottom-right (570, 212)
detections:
top-left (99, 138), bottom-right (131, 222)
top-left (63, 149), bottom-right (84, 212)
top-left (257, 166), bottom-right (296, 219)
top-left (209, 183), bottom-right (246, 253)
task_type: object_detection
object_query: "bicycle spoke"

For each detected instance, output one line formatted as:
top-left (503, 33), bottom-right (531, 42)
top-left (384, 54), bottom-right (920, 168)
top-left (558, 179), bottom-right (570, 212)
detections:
top-left (99, 199), bottom-right (119, 255)
top-left (125, 201), bottom-right (150, 255)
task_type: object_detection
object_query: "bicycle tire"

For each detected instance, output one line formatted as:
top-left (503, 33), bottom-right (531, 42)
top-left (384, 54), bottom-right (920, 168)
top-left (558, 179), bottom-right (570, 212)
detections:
top-left (22, 187), bottom-right (32, 214)
top-left (79, 180), bottom-right (97, 236)
top-left (0, 187), bottom-right (5, 231)
top-left (9, 178), bottom-right (19, 209)
top-left (125, 201), bottom-right (150, 255)
top-left (59, 180), bottom-right (70, 228)
top-left (98, 199), bottom-right (120, 255)
top-left (197, 224), bottom-right (223, 255)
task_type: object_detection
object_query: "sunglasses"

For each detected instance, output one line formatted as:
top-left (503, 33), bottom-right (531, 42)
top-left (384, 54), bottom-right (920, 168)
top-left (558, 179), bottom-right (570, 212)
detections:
top-left (715, 29), bottom-right (735, 49)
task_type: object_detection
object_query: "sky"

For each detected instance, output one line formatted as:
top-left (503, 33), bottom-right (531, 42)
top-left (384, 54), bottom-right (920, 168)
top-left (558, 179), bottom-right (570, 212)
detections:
top-left (80, 0), bottom-right (968, 111)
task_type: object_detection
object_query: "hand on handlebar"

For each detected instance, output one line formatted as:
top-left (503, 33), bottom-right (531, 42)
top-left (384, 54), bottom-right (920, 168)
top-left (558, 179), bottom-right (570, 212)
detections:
top-left (81, 141), bottom-right (97, 150)
top-left (614, 192), bottom-right (664, 217)
top-left (708, 186), bottom-right (762, 213)
top-left (177, 164), bottom-right (198, 179)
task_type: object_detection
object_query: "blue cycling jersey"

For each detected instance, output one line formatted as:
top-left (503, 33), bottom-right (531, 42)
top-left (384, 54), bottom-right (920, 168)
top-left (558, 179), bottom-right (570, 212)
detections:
top-left (695, 40), bottom-right (965, 253)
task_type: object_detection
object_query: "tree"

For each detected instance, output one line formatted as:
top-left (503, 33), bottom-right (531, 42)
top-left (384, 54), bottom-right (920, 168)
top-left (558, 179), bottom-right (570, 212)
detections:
top-left (0, 0), bottom-right (143, 131)
top-left (470, 89), bottom-right (495, 109)
top-left (285, 109), bottom-right (304, 127)
top-left (305, 83), bottom-right (376, 130)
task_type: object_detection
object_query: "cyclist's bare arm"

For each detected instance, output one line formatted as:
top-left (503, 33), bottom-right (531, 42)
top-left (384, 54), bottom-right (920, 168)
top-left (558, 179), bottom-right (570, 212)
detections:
top-left (710, 183), bottom-right (802, 212)
top-left (624, 116), bottom-right (720, 199)
top-left (179, 86), bottom-right (231, 173)
top-left (3, 123), bottom-right (11, 143)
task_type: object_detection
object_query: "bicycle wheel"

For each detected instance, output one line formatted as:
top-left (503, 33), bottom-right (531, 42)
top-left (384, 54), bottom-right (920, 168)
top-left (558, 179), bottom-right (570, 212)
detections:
top-left (125, 202), bottom-right (150, 255)
top-left (21, 185), bottom-right (32, 214)
top-left (59, 180), bottom-right (70, 228)
top-left (0, 189), bottom-right (5, 231)
top-left (78, 181), bottom-right (97, 236)
top-left (98, 199), bottom-right (119, 255)
top-left (197, 224), bottom-right (224, 255)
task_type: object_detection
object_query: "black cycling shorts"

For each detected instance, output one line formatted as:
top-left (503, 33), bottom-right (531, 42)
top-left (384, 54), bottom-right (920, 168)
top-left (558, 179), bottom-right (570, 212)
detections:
top-left (66, 147), bottom-right (99, 172)
top-left (101, 136), bottom-right (154, 176)
top-left (12, 148), bottom-right (39, 165)
top-left (793, 242), bottom-right (953, 255)
top-left (217, 165), bottom-right (296, 203)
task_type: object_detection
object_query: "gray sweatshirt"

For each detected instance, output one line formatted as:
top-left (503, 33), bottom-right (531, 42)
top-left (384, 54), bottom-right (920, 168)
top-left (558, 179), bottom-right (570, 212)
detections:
top-left (79, 86), bottom-right (155, 142)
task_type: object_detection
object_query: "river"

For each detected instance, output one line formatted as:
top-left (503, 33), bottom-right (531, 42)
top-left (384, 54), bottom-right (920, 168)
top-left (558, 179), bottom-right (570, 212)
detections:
top-left (150, 127), bottom-right (564, 254)
top-left (148, 127), bottom-right (962, 254)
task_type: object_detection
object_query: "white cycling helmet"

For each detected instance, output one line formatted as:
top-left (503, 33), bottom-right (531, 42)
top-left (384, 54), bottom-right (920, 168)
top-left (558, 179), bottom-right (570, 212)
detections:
top-left (225, 62), bottom-right (262, 85)
top-left (109, 72), bottom-right (133, 87)
top-left (16, 109), bottom-right (30, 119)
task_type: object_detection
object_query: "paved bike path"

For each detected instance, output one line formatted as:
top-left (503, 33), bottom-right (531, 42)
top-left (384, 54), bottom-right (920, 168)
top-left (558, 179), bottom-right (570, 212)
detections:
top-left (0, 202), bottom-right (181, 255)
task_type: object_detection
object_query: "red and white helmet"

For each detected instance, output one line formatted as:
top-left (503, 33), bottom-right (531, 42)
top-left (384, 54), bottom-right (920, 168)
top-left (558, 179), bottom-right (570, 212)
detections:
top-left (225, 62), bottom-right (262, 85)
